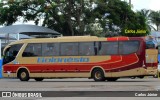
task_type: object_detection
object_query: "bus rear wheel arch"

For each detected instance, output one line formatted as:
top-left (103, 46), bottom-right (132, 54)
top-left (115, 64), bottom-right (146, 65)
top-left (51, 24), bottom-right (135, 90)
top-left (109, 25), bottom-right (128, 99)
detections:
top-left (17, 68), bottom-right (30, 81)
top-left (91, 68), bottom-right (105, 81)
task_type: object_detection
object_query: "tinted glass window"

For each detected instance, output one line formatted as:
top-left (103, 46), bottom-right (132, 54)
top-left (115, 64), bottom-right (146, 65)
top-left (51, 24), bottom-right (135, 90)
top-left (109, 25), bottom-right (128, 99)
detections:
top-left (3, 44), bottom-right (23, 64)
top-left (119, 41), bottom-right (139, 54)
top-left (42, 43), bottom-right (59, 56)
top-left (22, 43), bottom-right (42, 57)
top-left (98, 42), bottom-right (118, 55)
top-left (60, 43), bottom-right (78, 56)
top-left (79, 42), bottom-right (95, 56)
top-left (8, 44), bottom-right (23, 57)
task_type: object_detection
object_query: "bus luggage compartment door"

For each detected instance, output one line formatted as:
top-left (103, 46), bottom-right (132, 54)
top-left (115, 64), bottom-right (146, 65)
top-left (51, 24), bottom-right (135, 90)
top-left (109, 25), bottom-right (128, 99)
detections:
top-left (145, 49), bottom-right (158, 75)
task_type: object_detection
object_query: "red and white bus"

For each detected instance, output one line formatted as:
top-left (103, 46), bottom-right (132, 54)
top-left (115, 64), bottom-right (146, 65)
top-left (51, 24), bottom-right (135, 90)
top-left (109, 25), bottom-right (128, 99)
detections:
top-left (2, 36), bottom-right (158, 81)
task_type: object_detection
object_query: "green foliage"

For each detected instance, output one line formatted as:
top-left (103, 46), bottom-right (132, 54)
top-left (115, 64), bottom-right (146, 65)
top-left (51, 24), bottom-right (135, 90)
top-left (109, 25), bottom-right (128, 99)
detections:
top-left (137, 9), bottom-right (157, 31)
top-left (0, 2), bottom-right (23, 25)
top-left (94, 0), bottom-right (149, 36)
top-left (0, 0), bottom-right (149, 37)
top-left (150, 10), bottom-right (160, 31)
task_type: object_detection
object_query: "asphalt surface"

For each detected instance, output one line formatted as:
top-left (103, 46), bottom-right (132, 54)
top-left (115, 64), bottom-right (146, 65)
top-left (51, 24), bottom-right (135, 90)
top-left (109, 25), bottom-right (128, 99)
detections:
top-left (0, 77), bottom-right (160, 100)
top-left (0, 77), bottom-right (160, 91)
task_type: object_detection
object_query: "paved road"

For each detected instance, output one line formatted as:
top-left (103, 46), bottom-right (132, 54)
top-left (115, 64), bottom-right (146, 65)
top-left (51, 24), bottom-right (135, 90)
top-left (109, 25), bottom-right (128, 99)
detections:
top-left (0, 78), bottom-right (160, 100)
top-left (0, 77), bottom-right (160, 91)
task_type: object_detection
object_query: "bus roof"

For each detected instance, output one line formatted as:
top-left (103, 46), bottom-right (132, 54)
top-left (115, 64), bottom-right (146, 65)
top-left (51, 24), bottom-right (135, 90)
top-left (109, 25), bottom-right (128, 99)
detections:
top-left (7, 36), bottom-right (144, 45)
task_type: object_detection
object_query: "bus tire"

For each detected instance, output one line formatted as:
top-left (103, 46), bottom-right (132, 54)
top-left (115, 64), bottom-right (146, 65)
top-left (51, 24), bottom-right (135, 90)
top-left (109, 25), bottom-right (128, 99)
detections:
top-left (138, 76), bottom-right (144, 79)
top-left (92, 68), bottom-right (105, 81)
top-left (18, 69), bottom-right (30, 81)
top-left (35, 78), bottom-right (44, 81)
top-left (106, 78), bottom-right (118, 81)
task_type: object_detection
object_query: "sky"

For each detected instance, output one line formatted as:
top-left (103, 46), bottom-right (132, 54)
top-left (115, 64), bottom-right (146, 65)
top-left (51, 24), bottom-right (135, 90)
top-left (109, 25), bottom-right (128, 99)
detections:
top-left (131, 0), bottom-right (160, 11)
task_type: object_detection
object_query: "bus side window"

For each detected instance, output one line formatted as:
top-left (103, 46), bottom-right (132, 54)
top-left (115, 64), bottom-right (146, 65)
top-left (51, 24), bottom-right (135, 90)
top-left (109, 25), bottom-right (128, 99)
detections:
top-left (79, 42), bottom-right (95, 56)
top-left (22, 43), bottom-right (42, 57)
top-left (60, 43), bottom-right (78, 56)
top-left (42, 43), bottom-right (59, 56)
top-left (98, 42), bottom-right (118, 55)
top-left (119, 41), bottom-right (139, 55)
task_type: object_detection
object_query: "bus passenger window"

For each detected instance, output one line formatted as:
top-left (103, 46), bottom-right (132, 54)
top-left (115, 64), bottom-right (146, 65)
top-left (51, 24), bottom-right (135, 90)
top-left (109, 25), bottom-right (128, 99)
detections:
top-left (98, 42), bottom-right (118, 55)
top-left (22, 43), bottom-right (42, 57)
top-left (42, 43), bottom-right (59, 56)
top-left (60, 43), bottom-right (78, 56)
top-left (119, 41), bottom-right (139, 55)
top-left (79, 42), bottom-right (94, 56)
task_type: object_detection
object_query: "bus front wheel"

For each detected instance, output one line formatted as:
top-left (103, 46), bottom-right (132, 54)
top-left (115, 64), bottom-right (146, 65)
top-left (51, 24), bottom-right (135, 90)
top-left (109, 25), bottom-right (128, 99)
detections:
top-left (35, 78), bottom-right (44, 81)
top-left (18, 69), bottom-right (30, 81)
top-left (92, 68), bottom-right (105, 81)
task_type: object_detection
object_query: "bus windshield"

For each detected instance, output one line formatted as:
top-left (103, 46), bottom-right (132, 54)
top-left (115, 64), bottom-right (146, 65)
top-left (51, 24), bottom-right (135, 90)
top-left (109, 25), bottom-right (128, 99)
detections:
top-left (3, 44), bottom-right (23, 65)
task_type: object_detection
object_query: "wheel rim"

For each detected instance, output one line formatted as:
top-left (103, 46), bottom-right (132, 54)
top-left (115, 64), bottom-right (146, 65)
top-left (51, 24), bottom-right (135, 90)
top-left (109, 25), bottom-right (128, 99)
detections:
top-left (95, 71), bottom-right (101, 79)
top-left (21, 72), bottom-right (26, 79)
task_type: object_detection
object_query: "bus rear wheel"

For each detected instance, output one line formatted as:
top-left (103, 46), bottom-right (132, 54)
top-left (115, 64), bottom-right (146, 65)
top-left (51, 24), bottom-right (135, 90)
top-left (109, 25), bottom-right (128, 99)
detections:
top-left (18, 69), bottom-right (30, 81)
top-left (92, 69), bottom-right (105, 81)
top-left (35, 78), bottom-right (44, 81)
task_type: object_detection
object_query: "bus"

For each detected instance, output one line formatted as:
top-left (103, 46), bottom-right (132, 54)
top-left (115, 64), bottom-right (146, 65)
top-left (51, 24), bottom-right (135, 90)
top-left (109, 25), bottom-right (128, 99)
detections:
top-left (2, 36), bottom-right (158, 81)
top-left (157, 44), bottom-right (160, 63)
top-left (155, 44), bottom-right (160, 78)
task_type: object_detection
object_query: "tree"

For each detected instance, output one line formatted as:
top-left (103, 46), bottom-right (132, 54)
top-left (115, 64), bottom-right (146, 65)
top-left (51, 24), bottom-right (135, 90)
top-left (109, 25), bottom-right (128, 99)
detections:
top-left (150, 10), bottom-right (160, 31)
top-left (0, 0), bottom-right (148, 37)
top-left (93, 0), bottom-right (149, 36)
top-left (0, 0), bottom-right (96, 36)
top-left (137, 9), bottom-right (156, 31)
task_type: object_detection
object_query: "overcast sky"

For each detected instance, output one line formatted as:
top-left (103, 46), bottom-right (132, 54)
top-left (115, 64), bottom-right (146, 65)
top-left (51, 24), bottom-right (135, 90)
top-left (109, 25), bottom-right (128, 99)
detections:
top-left (131, 0), bottom-right (160, 11)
